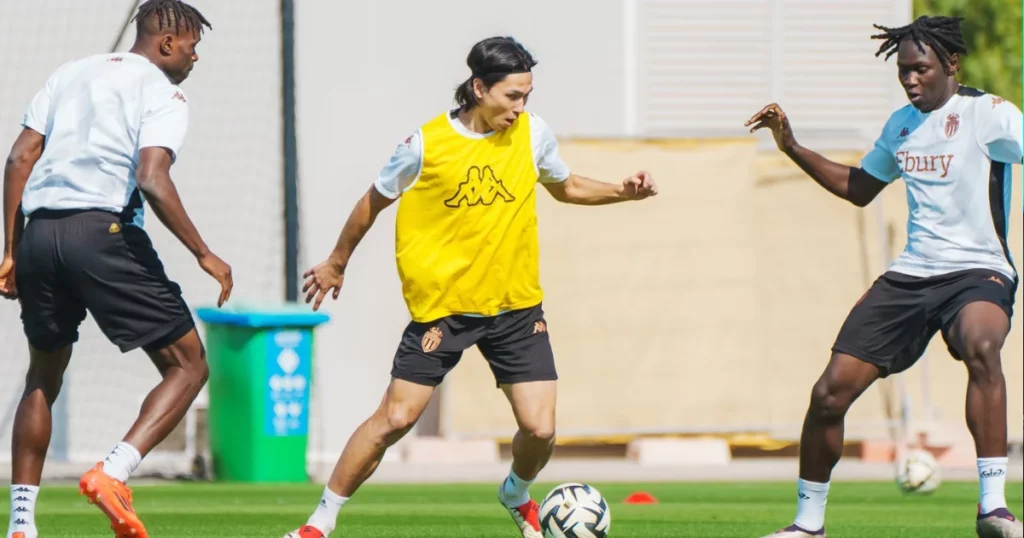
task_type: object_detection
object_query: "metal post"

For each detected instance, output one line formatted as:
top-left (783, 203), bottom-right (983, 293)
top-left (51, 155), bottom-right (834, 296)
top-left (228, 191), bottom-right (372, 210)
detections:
top-left (281, 0), bottom-right (299, 302)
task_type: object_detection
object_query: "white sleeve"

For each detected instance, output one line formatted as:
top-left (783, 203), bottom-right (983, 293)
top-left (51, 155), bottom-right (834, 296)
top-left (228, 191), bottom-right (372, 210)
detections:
top-left (976, 95), bottom-right (1023, 164)
top-left (22, 71), bottom-right (60, 134)
top-left (374, 130), bottom-right (423, 199)
top-left (529, 114), bottom-right (571, 184)
top-left (859, 117), bottom-right (902, 183)
top-left (138, 85), bottom-right (190, 163)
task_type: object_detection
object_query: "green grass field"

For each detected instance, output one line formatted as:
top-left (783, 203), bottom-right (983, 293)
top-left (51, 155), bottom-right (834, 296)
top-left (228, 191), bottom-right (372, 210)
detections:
top-left (5, 480), bottom-right (1022, 537)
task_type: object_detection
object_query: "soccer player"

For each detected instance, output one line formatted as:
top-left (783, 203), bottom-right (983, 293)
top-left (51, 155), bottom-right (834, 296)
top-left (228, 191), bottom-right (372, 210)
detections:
top-left (0, 2), bottom-right (232, 537)
top-left (747, 16), bottom-right (1023, 538)
top-left (285, 36), bottom-right (657, 538)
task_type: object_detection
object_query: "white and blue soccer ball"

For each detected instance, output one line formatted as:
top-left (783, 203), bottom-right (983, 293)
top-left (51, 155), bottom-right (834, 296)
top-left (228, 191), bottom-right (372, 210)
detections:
top-left (539, 482), bottom-right (611, 538)
top-left (896, 448), bottom-right (942, 494)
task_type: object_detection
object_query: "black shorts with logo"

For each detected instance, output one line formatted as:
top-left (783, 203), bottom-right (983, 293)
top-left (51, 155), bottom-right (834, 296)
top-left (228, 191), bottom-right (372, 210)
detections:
top-left (391, 303), bottom-right (557, 387)
top-left (16, 209), bottom-right (195, 353)
top-left (832, 268), bottom-right (1017, 377)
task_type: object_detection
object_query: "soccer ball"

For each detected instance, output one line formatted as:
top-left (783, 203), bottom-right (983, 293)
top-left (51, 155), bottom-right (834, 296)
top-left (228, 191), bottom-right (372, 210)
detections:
top-left (895, 448), bottom-right (942, 494)
top-left (539, 482), bottom-right (611, 538)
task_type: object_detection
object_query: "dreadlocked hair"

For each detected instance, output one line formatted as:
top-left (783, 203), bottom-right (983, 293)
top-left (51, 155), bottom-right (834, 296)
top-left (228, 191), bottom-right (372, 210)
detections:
top-left (871, 15), bottom-right (967, 68)
top-left (133, 0), bottom-right (212, 36)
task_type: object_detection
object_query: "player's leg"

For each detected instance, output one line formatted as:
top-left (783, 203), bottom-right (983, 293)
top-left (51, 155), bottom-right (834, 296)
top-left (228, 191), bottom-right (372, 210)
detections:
top-left (67, 213), bottom-right (203, 538)
top-left (500, 381), bottom-right (556, 498)
top-left (121, 329), bottom-right (209, 465)
top-left (8, 212), bottom-right (85, 538)
top-left (763, 273), bottom-right (933, 538)
top-left (937, 270), bottom-right (1021, 537)
top-left (478, 304), bottom-right (557, 538)
top-left (7, 346), bottom-right (74, 538)
top-left (288, 319), bottom-right (470, 538)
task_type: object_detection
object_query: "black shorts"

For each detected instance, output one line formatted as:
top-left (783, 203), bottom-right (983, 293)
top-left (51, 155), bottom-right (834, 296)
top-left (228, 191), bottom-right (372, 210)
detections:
top-left (391, 303), bottom-right (557, 387)
top-left (832, 268), bottom-right (1017, 377)
top-left (15, 209), bottom-right (195, 353)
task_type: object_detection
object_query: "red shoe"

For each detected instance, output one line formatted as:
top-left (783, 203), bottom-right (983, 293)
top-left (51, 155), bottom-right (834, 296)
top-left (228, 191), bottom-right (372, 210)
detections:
top-left (79, 463), bottom-right (148, 538)
top-left (282, 525), bottom-right (326, 538)
top-left (501, 498), bottom-right (542, 538)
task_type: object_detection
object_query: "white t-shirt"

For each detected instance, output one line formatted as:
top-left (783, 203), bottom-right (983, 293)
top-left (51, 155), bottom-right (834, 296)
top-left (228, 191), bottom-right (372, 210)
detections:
top-left (861, 87), bottom-right (1022, 281)
top-left (20, 52), bottom-right (190, 227)
top-left (373, 110), bottom-right (571, 198)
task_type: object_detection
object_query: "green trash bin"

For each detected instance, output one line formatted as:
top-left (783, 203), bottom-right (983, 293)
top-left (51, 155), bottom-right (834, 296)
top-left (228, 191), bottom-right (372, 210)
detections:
top-left (196, 304), bottom-right (330, 483)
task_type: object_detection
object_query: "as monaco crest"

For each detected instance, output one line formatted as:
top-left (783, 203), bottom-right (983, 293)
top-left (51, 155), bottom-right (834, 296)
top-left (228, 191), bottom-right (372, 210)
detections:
top-left (944, 113), bottom-right (960, 138)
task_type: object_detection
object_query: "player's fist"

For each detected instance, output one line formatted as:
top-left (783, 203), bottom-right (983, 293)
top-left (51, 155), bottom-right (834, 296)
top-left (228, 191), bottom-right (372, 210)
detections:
top-left (745, 103), bottom-right (797, 153)
top-left (303, 257), bottom-right (345, 311)
top-left (621, 171), bottom-right (658, 200)
top-left (198, 252), bottom-right (233, 307)
top-left (0, 256), bottom-right (16, 300)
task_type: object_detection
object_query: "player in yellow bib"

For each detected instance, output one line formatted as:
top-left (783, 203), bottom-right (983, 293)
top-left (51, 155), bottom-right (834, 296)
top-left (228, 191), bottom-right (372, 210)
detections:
top-left (285, 36), bottom-right (657, 538)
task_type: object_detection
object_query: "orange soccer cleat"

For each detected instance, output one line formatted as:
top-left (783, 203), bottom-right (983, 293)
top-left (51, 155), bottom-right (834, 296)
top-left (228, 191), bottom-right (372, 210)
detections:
top-left (78, 463), bottom-right (148, 538)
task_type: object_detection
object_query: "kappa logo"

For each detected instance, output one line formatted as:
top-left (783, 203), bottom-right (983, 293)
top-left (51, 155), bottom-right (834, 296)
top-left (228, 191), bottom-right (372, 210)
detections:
top-left (533, 320), bottom-right (547, 334)
top-left (171, 91), bottom-right (187, 103)
top-left (108, 57), bottom-right (123, 63)
top-left (986, 275), bottom-right (1005, 287)
top-left (898, 127), bottom-right (910, 138)
top-left (444, 165), bottom-right (515, 208)
top-left (421, 326), bottom-right (443, 353)
top-left (992, 96), bottom-right (1007, 108)
top-left (944, 113), bottom-right (960, 138)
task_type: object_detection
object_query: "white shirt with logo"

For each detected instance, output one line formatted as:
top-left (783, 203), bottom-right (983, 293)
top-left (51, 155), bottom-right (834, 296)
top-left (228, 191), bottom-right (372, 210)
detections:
top-left (20, 52), bottom-right (190, 227)
top-left (861, 87), bottom-right (1022, 281)
top-left (374, 110), bottom-right (570, 199)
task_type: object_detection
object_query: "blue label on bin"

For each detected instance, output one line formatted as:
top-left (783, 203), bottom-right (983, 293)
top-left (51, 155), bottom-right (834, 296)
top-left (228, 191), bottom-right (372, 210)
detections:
top-left (265, 329), bottom-right (311, 437)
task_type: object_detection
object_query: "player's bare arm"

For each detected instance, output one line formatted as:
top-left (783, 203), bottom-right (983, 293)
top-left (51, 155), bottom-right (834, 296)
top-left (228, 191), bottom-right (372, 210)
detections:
top-left (0, 127), bottom-right (45, 299)
top-left (746, 103), bottom-right (888, 207)
top-left (136, 146), bottom-right (232, 306)
top-left (542, 171), bottom-right (657, 205)
top-left (303, 184), bottom-right (395, 310)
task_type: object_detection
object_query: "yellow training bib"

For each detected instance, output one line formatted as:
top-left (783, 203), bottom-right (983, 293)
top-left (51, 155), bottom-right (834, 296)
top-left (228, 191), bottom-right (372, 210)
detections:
top-left (394, 112), bottom-right (542, 322)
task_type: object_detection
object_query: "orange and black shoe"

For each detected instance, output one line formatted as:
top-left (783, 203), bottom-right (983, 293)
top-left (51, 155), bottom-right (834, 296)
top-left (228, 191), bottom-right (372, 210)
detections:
top-left (78, 463), bottom-right (148, 538)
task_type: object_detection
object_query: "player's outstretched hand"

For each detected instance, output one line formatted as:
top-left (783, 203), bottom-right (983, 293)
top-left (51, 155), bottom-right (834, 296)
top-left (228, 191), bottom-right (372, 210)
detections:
top-left (621, 171), bottom-right (658, 200)
top-left (303, 258), bottom-right (344, 311)
top-left (198, 252), bottom-right (233, 307)
top-left (745, 103), bottom-right (797, 153)
top-left (0, 256), bottom-right (16, 300)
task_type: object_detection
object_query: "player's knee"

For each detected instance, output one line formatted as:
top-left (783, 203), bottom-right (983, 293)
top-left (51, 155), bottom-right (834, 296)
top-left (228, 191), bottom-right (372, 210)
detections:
top-left (191, 359), bottom-right (210, 386)
top-left (809, 380), bottom-right (853, 422)
top-left (963, 333), bottom-right (1004, 382)
top-left (520, 422), bottom-right (556, 444)
top-left (381, 404), bottom-right (420, 436)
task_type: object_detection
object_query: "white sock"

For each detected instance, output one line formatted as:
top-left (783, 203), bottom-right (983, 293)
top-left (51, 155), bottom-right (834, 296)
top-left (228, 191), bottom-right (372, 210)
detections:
top-left (8, 485), bottom-right (39, 538)
top-left (793, 478), bottom-right (829, 531)
top-left (306, 486), bottom-right (348, 535)
top-left (499, 469), bottom-right (535, 508)
top-left (978, 457), bottom-right (1008, 514)
top-left (101, 442), bottom-right (142, 484)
